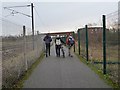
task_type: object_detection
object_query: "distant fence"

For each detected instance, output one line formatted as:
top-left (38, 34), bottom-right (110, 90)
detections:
top-left (1, 18), bottom-right (45, 88)
top-left (75, 14), bottom-right (119, 85)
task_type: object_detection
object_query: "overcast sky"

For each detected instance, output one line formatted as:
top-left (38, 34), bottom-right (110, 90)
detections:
top-left (0, 0), bottom-right (119, 35)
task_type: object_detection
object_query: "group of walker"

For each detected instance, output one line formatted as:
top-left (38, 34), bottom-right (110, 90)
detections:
top-left (43, 33), bottom-right (75, 58)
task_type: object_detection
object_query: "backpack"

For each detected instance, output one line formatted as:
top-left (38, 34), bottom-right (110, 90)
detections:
top-left (68, 37), bottom-right (74, 45)
top-left (56, 38), bottom-right (61, 45)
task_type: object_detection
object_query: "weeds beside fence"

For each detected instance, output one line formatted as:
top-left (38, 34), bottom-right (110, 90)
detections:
top-left (2, 34), bottom-right (45, 88)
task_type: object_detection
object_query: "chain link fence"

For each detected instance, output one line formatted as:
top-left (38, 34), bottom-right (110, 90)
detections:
top-left (1, 18), bottom-right (45, 88)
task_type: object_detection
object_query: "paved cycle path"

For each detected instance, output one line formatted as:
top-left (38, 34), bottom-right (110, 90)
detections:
top-left (23, 45), bottom-right (111, 88)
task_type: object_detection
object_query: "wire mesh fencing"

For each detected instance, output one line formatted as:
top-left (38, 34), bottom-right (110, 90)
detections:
top-left (0, 17), bottom-right (2, 90)
top-left (106, 10), bottom-right (118, 83)
top-left (76, 13), bottom-right (119, 85)
top-left (87, 26), bottom-right (103, 70)
top-left (0, 43), bottom-right (1, 90)
top-left (1, 18), bottom-right (45, 88)
top-left (79, 28), bottom-right (86, 58)
top-left (77, 26), bottom-right (103, 69)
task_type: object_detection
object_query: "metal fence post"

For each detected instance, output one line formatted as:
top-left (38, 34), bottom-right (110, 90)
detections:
top-left (73, 32), bottom-right (76, 52)
top-left (85, 25), bottom-right (89, 61)
top-left (103, 15), bottom-right (106, 74)
top-left (78, 29), bottom-right (80, 55)
top-left (23, 25), bottom-right (28, 71)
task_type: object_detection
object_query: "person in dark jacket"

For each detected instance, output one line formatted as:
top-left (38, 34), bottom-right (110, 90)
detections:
top-left (55, 35), bottom-right (65, 57)
top-left (43, 33), bottom-right (52, 57)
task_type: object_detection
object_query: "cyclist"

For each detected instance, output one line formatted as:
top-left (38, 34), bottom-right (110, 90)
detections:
top-left (55, 35), bottom-right (65, 57)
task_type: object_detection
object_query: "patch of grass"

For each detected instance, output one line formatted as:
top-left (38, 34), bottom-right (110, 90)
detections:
top-left (75, 53), bottom-right (120, 89)
top-left (2, 52), bottom-right (45, 90)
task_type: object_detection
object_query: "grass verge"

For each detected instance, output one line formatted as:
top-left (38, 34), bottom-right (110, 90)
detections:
top-left (75, 53), bottom-right (120, 89)
top-left (2, 52), bottom-right (45, 90)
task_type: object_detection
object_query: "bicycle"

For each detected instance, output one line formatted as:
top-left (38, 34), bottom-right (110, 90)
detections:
top-left (61, 45), bottom-right (65, 58)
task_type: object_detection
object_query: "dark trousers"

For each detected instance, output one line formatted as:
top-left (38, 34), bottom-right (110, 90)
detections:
top-left (46, 43), bottom-right (50, 57)
top-left (68, 44), bottom-right (73, 56)
top-left (55, 45), bottom-right (61, 57)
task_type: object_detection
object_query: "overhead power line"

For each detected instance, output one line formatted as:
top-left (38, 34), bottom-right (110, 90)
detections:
top-left (106, 10), bottom-right (118, 19)
top-left (34, 7), bottom-right (46, 26)
top-left (34, 7), bottom-right (50, 32)
top-left (4, 7), bottom-right (32, 17)
top-left (3, 5), bottom-right (31, 8)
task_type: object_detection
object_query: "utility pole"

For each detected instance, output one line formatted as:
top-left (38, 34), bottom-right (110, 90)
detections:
top-left (31, 3), bottom-right (34, 50)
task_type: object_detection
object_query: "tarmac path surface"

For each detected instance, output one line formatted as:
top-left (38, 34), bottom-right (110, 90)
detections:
top-left (23, 45), bottom-right (111, 88)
